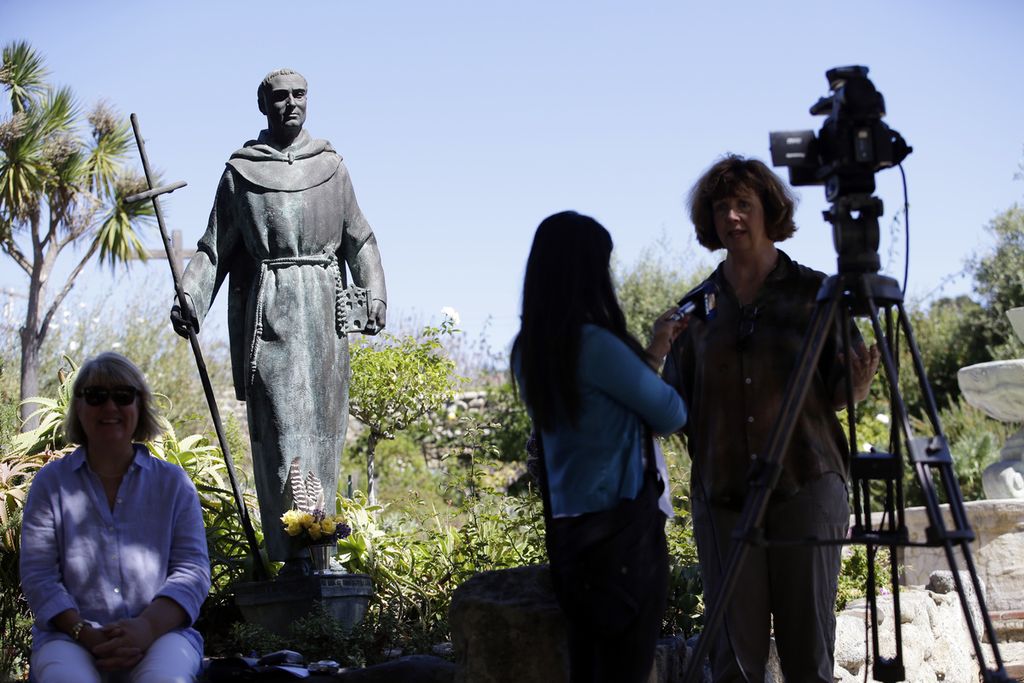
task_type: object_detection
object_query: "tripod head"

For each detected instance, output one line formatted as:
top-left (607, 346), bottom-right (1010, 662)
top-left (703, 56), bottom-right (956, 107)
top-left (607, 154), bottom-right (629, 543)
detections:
top-left (828, 193), bottom-right (883, 275)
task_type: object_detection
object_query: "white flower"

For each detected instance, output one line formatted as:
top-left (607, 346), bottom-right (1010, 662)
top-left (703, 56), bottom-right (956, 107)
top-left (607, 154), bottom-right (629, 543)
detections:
top-left (440, 306), bottom-right (460, 325)
top-left (875, 413), bottom-right (890, 424)
top-left (69, 341), bottom-right (79, 352)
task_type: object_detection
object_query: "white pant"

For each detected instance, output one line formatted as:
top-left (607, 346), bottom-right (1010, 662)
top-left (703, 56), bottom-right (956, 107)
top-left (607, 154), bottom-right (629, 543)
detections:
top-left (31, 632), bottom-right (201, 683)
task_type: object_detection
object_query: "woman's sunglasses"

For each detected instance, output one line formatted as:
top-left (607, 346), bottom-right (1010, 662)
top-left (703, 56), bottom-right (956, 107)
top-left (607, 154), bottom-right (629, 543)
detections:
top-left (76, 385), bottom-right (139, 406)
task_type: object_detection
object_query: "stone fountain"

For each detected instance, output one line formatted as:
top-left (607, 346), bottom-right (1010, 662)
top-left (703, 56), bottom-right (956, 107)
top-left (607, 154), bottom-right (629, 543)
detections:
top-left (957, 307), bottom-right (1024, 499)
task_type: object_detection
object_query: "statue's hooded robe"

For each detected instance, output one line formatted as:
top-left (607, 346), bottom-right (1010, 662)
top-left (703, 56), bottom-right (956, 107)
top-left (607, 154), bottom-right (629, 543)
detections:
top-left (182, 128), bottom-right (386, 561)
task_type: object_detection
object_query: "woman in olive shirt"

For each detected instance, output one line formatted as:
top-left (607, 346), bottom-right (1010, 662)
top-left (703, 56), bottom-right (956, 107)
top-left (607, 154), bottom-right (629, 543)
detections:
top-left (663, 156), bottom-right (878, 683)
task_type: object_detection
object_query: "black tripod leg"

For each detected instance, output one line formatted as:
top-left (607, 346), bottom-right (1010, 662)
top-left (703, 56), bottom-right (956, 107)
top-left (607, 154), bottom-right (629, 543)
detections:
top-left (681, 285), bottom-right (843, 683)
top-left (893, 303), bottom-right (1008, 678)
top-left (856, 279), bottom-right (907, 681)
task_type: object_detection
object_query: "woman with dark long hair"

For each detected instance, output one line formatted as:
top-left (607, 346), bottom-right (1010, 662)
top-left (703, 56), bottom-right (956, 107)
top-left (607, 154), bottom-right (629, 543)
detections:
top-left (512, 211), bottom-right (688, 682)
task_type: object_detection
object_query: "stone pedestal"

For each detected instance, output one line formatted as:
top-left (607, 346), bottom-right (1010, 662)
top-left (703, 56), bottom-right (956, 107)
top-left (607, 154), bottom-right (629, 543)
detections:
top-left (234, 573), bottom-right (373, 638)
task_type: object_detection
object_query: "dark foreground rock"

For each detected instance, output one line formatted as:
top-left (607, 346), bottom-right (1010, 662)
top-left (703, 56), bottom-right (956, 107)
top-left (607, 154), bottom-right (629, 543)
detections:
top-left (449, 564), bottom-right (708, 683)
top-left (338, 655), bottom-right (456, 682)
top-left (449, 565), bottom-right (570, 682)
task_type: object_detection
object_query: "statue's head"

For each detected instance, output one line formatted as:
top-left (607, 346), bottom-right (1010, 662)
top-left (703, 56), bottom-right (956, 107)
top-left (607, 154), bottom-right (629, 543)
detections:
top-left (257, 68), bottom-right (308, 143)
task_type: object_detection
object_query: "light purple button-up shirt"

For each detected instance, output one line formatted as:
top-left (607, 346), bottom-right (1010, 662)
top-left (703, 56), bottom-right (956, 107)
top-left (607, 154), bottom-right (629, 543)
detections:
top-left (20, 444), bottom-right (211, 656)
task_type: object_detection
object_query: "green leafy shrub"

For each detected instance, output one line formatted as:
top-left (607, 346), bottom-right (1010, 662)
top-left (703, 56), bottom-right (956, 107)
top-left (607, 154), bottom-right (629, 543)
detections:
top-left (334, 419), bottom-right (546, 662)
top-left (0, 449), bottom-right (51, 679)
top-left (836, 545), bottom-right (895, 611)
top-left (664, 517), bottom-right (702, 638)
top-left (349, 320), bottom-right (462, 505)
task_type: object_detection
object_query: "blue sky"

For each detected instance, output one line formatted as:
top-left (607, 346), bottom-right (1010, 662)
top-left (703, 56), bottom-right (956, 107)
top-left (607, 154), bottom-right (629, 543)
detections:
top-left (2, 0), bottom-right (1023, 357)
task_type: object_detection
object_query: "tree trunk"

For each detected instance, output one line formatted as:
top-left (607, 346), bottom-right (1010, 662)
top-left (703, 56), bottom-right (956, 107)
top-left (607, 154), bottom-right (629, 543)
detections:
top-left (366, 431), bottom-right (378, 507)
top-left (18, 326), bottom-right (40, 431)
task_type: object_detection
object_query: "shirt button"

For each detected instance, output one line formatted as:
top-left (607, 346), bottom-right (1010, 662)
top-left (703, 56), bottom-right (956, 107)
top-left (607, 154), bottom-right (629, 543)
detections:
top-left (747, 416), bottom-right (754, 423)
top-left (745, 377), bottom-right (752, 384)
top-left (113, 587), bottom-right (120, 594)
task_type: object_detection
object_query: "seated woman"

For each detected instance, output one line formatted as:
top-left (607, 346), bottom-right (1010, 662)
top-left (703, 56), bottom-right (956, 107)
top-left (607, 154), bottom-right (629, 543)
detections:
top-left (20, 351), bottom-right (211, 683)
top-left (512, 211), bottom-right (688, 683)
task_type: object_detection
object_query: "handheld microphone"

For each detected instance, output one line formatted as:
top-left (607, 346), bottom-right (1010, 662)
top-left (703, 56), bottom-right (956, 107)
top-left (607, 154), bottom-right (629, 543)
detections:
top-left (671, 281), bottom-right (718, 322)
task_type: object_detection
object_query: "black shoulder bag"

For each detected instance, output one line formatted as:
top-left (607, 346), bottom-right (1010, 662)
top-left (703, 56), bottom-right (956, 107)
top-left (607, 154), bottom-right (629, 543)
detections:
top-left (534, 430), bottom-right (667, 633)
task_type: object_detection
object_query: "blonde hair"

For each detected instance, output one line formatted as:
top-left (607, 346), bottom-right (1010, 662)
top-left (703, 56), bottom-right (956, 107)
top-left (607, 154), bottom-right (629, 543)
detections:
top-left (63, 352), bottom-right (163, 445)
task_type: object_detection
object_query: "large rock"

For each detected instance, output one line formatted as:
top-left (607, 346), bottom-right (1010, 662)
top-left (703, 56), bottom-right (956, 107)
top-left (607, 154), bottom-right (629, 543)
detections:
top-left (928, 570), bottom-right (985, 636)
top-left (338, 655), bottom-right (456, 682)
top-left (655, 636), bottom-right (712, 683)
top-left (833, 579), bottom-right (981, 683)
top-left (449, 565), bottom-right (701, 683)
top-left (449, 565), bottom-right (570, 683)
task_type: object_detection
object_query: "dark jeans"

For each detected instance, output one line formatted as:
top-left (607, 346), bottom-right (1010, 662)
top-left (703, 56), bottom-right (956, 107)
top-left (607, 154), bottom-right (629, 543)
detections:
top-left (547, 499), bottom-right (669, 683)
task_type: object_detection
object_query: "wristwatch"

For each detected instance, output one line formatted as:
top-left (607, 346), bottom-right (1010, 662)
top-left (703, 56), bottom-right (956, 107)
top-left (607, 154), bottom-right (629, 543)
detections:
top-left (70, 621), bottom-right (86, 641)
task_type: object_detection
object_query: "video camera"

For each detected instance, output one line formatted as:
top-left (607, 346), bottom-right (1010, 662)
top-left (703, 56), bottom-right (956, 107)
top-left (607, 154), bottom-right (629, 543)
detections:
top-left (769, 66), bottom-right (911, 202)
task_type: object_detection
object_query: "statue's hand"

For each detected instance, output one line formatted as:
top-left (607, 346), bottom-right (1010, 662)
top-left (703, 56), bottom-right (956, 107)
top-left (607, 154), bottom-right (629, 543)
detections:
top-left (364, 299), bottom-right (386, 336)
top-left (170, 293), bottom-right (200, 338)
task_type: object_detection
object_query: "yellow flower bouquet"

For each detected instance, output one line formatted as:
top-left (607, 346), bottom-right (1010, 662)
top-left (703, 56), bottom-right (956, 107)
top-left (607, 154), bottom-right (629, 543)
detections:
top-left (281, 508), bottom-right (351, 545)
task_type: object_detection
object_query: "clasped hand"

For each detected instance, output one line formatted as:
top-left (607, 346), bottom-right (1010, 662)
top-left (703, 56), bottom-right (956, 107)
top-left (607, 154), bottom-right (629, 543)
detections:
top-left (85, 617), bottom-right (155, 670)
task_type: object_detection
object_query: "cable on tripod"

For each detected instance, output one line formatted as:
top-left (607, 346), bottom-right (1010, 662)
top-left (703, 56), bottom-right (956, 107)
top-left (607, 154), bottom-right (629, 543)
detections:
top-left (899, 163), bottom-right (910, 296)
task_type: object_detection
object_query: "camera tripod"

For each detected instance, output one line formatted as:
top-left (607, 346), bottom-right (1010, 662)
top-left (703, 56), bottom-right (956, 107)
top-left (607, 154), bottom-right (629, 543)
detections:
top-left (681, 194), bottom-right (1012, 683)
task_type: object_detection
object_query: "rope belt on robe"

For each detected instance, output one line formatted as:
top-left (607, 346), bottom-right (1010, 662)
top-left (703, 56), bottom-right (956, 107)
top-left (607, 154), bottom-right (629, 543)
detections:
top-left (247, 250), bottom-right (346, 386)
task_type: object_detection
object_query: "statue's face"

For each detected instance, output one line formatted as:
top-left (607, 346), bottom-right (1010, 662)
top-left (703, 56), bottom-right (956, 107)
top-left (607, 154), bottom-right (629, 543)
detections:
top-left (260, 73), bottom-right (307, 140)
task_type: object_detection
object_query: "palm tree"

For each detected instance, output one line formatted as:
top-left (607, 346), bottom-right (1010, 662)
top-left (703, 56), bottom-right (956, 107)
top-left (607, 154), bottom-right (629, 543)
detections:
top-left (0, 41), bottom-right (155, 430)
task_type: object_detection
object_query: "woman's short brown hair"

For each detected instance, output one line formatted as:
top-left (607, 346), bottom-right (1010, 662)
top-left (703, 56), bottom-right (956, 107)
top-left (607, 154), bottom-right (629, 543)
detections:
top-left (687, 154), bottom-right (798, 251)
top-left (63, 352), bottom-right (164, 445)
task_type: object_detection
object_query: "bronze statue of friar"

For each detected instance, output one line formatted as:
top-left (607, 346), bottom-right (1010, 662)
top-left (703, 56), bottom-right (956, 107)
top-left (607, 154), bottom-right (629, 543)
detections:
top-left (172, 68), bottom-right (386, 575)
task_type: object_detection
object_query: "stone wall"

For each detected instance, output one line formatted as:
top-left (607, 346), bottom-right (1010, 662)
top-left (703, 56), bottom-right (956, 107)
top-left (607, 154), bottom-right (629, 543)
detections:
top-left (883, 499), bottom-right (1024, 614)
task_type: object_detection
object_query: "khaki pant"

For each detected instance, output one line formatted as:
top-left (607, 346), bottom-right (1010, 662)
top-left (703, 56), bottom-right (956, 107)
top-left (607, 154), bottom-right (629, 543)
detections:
top-left (31, 632), bottom-right (201, 683)
top-left (693, 472), bottom-right (849, 683)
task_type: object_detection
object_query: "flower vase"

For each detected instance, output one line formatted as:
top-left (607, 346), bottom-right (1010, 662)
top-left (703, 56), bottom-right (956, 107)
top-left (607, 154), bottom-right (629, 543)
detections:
top-left (309, 542), bottom-right (336, 574)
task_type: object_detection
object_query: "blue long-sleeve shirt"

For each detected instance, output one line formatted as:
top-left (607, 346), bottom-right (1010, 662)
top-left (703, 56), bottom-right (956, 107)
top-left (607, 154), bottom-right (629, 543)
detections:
top-left (516, 324), bottom-right (687, 517)
top-left (20, 444), bottom-right (211, 657)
